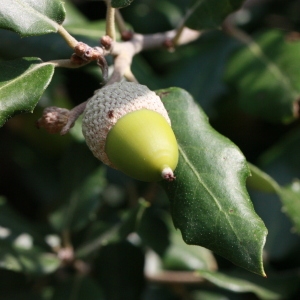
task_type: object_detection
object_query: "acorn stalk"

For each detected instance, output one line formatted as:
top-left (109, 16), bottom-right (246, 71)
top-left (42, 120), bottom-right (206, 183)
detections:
top-left (82, 82), bottom-right (178, 182)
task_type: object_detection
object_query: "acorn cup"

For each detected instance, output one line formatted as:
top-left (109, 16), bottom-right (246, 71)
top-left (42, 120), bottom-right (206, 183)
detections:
top-left (82, 82), bottom-right (179, 182)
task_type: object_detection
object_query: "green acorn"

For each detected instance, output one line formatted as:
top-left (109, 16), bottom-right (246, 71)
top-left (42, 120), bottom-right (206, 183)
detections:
top-left (82, 82), bottom-right (178, 182)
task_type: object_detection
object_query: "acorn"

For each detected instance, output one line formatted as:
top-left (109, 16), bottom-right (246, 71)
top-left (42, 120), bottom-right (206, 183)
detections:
top-left (82, 81), bottom-right (178, 182)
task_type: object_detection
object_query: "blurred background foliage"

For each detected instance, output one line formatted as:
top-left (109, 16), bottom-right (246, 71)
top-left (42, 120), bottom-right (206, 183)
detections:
top-left (1, 0), bottom-right (300, 299)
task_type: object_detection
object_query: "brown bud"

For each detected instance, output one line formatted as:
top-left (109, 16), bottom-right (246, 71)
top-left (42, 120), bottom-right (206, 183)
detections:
top-left (100, 35), bottom-right (113, 50)
top-left (84, 47), bottom-right (101, 61)
top-left (74, 42), bottom-right (89, 57)
top-left (121, 30), bottom-right (134, 41)
top-left (163, 38), bottom-right (175, 52)
top-left (36, 107), bottom-right (70, 134)
top-left (70, 54), bottom-right (86, 65)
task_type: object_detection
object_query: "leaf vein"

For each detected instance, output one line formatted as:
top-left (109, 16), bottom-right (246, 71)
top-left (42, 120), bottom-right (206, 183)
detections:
top-left (178, 144), bottom-right (222, 210)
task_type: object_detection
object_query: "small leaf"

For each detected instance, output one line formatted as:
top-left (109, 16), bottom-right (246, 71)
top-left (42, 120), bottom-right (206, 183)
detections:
top-left (247, 162), bottom-right (280, 194)
top-left (249, 165), bottom-right (300, 234)
top-left (198, 270), bottom-right (296, 300)
top-left (0, 58), bottom-right (55, 127)
top-left (225, 30), bottom-right (300, 123)
top-left (248, 132), bottom-right (300, 234)
top-left (0, 0), bottom-right (66, 36)
top-left (111, 0), bottom-right (134, 9)
top-left (159, 88), bottom-right (267, 276)
top-left (278, 181), bottom-right (300, 233)
top-left (185, 0), bottom-right (244, 30)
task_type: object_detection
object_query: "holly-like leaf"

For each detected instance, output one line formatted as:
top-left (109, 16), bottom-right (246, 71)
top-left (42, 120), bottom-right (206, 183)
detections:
top-left (184, 0), bottom-right (244, 30)
top-left (0, 0), bottom-right (65, 37)
top-left (225, 30), bottom-right (300, 123)
top-left (159, 88), bottom-right (267, 276)
top-left (111, 0), bottom-right (134, 9)
top-left (0, 58), bottom-right (55, 127)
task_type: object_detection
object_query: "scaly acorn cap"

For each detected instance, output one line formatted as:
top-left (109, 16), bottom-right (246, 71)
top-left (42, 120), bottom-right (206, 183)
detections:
top-left (82, 81), bottom-right (178, 182)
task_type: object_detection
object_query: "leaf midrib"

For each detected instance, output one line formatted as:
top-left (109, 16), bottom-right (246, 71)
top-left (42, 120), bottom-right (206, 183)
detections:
top-left (178, 144), bottom-right (258, 264)
top-left (0, 61), bottom-right (51, 92)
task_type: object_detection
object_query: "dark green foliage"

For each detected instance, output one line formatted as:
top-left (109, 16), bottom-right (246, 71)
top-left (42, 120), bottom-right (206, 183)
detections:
top-left (1, 0), bottom-right (300, 299)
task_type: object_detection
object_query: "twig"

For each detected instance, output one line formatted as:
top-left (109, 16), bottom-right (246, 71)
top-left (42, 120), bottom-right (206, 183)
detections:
top-left (48, 59), bottom-right (91, 68)
top-left (38, 26), bottom-right (201, 130)
top-left (60, 101), bottom-right (88, 135)
top-left (105, 1), bottom-right (116, 40)
top-left (115, 9), bottom-right (128, 34)
top-left (57, 25), bottom-right (78, 49)
top-left (124, 68), bottom-right (138, 83)
top-left (172, 20), bottom-right (187, 47)
top-left (106, 28), bottom-right (201, 85)
top-left (146, 271), bottom-right (204, 285)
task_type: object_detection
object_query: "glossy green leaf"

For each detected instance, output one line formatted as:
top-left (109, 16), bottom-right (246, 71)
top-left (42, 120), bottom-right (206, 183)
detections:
top-left (225, 30), bottom-right (300, 123)
top-left (159, 88), bottom-right (267, 276)
top-left (0, 0), bottom-right (66, 36)
top-left (184, 0), bottom-right (244, 30)
top-left (0, 58), bottom-right (55, 127)
top-left (111, 0), bottom-right (134, 9)
top-left (198, 270), bottom-right (296, 300)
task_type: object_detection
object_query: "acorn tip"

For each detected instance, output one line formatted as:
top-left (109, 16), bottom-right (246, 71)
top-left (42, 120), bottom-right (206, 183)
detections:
top-left (161, 167), bottom-right (176, 182)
